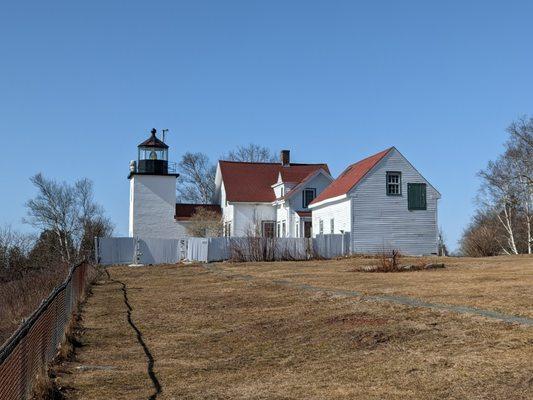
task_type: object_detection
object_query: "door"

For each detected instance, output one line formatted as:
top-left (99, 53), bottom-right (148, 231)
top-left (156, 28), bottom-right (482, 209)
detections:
top-left (304, 221), bottom-right (312, 238)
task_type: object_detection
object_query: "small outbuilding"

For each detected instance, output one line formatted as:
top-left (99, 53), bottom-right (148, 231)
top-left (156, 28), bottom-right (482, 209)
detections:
top-left (308, 147), bottom-right (440, 255)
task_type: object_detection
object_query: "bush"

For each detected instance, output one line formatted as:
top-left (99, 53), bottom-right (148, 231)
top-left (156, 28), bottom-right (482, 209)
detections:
top-left (376, 249), bottom-right (402, 272)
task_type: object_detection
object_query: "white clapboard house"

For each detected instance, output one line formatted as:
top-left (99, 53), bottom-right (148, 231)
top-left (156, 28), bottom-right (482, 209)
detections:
top-left (128, 130), bottom-right (440, 254)
top-left (212, 150), bottom-right (332, 238)
top-left (309, 147), bottom-right (440, 255)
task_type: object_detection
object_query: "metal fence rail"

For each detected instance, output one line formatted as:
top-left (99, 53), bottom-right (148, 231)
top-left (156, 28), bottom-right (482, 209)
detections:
top-left (0, 262), bottom-right (93, 400)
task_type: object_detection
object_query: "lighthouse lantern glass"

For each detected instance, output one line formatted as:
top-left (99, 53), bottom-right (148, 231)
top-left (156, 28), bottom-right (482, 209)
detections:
top-left (138, 146), bottom-right (168, 162)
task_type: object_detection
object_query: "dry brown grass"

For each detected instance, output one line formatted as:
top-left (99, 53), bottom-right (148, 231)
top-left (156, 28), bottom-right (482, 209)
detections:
top-left (57, 256), bottom-right (533, 399)
top-left (0, 266), bottom-right (69, 344)
top-left (221, 254), bottom-right (533, 318)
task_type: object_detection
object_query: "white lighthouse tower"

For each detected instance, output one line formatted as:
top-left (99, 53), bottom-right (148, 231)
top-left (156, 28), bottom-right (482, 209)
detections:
top-left (128, 128), bottom-right (180, 239)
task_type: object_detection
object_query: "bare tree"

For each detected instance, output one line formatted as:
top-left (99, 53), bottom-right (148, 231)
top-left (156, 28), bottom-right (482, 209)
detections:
top-left (506, 118), bottom-right (533, 253)
top-left (24, 174), bottom-right (112, 263)
top-left (0, 225), bottom-right (34, 272)
top-left (224, 143), bottom-right (277, 162)
top-left (437, 227), bottom-right (448, 256)
top-left (463, 116), bottom-right (533, 256)
top-left (176, 152), bottom-right (216, 203)
top-left (186, 208), bottom-right (223, 237)
top-left (478, 158), bottom-right (520, 254)
top-left (460, 210), bottom-right (506, 257)
top-left (25, 174), bottom-right (79, 263)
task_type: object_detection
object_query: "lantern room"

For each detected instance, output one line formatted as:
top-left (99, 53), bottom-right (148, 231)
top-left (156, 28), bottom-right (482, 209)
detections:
top-left (137, 128), bottom-right (169, 174)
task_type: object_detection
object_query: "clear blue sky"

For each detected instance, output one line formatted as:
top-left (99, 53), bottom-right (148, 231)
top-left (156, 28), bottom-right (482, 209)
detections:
top-left (1, 1), bottom-right (532, 251)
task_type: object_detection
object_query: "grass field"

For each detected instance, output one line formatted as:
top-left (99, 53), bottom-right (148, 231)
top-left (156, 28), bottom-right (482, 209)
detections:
top-left (57, 256), bottom-right (532, 399)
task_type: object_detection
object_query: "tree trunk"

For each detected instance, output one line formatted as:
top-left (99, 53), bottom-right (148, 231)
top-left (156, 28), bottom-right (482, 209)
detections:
top-left (496, 205), bottom-right (519, 255)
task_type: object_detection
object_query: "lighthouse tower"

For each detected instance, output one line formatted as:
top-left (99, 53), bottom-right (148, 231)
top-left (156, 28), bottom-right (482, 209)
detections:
top-left (128, 129), bottom-right (179, 238)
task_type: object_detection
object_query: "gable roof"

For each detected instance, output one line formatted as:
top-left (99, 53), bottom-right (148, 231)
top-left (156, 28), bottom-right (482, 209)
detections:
top-left (279, 168), bottom-right (333, 201)
top-left (175, 203), bottom-right (221, 221)
top-left (309, 147), bottom-right (393, 206)
top-left (219, 161), bottom-right (330, 203)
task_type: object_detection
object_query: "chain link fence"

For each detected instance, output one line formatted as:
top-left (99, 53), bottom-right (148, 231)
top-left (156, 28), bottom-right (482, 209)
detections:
top-left (0, 262), bottom-right (94, 400)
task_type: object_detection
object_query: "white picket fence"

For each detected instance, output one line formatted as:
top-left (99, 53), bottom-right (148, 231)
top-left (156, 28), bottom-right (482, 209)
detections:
top-left (96, 233), bottom-right (351, 265)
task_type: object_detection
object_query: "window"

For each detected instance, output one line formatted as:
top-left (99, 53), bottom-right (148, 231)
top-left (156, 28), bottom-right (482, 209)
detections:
top-left (319, 219), bottom-right (324, 235)
top-left (303, 188), bottom-right (316, 208)
top-left (276, 222), bottom-right (281, 237)
top-left (224, 221), bottom-right (232, 237)
top-left (282, 221), bottom-right (286, 237)
top-left (330, 218), bottom-right (334, 234)
top-left (408, 183), bottom-right (427, 210)
top-left (295, 222), bottom-right (300, 238)
top-left (262, 221), bottom-right (275, 238)
top-left (386, 172), bottom-right (402, 196)
top-left (280, 187), bottom-right (284, 197)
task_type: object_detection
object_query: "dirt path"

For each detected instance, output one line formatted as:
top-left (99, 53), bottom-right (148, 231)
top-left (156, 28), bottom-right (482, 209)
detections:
top-left (108, 274), bottom-right (162, 399)
top-left (203, 264), bottom-right (533, 326)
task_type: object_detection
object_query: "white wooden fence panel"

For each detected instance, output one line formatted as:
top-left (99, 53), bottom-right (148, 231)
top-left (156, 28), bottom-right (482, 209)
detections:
top-left (187, 237), bottom-right (209, 262)
top-left (97, 237), bottom-right (182, 265)
top-left (98, 234), bottom-right (352, 265)
top-left (313, 233), bottom-right (350, 258)
top-left (97, 237), bottom-right (134, 265)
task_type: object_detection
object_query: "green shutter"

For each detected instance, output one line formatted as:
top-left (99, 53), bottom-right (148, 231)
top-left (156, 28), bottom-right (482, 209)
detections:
top-left (408, 183), bottom-right (427, 210)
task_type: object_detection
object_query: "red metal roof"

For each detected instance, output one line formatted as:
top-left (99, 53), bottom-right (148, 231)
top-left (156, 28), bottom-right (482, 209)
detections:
top-left (309, 148), bottom-right (392, 206)
top-left (219, 161), bottom-right (330, 203)
top-left (175, 203), bottom-right (221, 220)
top-left (138, 128), bottom-right (169, 149)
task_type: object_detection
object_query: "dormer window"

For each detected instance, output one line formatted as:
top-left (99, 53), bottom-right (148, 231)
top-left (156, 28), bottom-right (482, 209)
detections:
top-left (303, 188), bottom-right (316, 208)
top-left (280, 187), bottom-right (284, 198)
top-left (386, 172), bottom-right (401, 196)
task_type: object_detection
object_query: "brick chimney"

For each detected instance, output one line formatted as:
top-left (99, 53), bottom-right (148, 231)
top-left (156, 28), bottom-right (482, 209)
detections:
top-left (280, 150), bottom-right (290, 166)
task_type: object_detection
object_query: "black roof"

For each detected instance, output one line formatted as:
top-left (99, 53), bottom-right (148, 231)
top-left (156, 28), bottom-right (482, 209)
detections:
top-left (138, 128), bottom-right (169, 149)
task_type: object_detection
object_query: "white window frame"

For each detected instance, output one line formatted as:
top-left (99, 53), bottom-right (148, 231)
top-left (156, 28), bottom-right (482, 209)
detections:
top-left (303, 188), bottom-right (317, 208)
top-left (224, 221), bottom-right (232, 237)
top-left (330, 218), bottom-right (334, 234)
top-left (386, 171), bottom-right (402, 196)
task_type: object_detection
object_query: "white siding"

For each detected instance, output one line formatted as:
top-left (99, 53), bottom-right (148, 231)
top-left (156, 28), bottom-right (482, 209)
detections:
top-left (129, 175), bottom-right (181, 239)
top-left (219, 183), bottom-right (235, 235)
top-left (311, 198), bottom-right (352, 236)
top-left (350, 148), bottom-right (439, 255)
top-left (175, 220), bottom-right (191, 237)
top-left (277, 172), bottom-right (333, 237)
top-left (289, 174), bottom-right (333, 212)
top-left (232, 203), bottom-right (276, 236)
top-left (275, 204), bottom-right (292, 237)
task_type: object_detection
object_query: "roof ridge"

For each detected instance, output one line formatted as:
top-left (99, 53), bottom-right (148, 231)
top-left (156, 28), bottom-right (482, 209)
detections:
top-left (309, 147), bottom-right (393, 206)
top-left (345, 147), bottom-right (393, 168)
top-left (219, 160), bottom-right (328, 166)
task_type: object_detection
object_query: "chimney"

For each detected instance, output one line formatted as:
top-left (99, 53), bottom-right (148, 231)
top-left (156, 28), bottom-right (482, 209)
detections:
top-left (280, 150), bottom-right (290, 167)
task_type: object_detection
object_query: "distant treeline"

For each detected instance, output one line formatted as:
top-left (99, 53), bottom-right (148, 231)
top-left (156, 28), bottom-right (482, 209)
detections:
top-left (460, 117), bottom-right (532, 256)
top-left (0, 174), bottom-right (112, 282)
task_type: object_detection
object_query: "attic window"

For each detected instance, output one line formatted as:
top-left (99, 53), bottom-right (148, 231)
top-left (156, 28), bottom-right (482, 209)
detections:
top-left (386, 172), bottom-right (401, 196)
